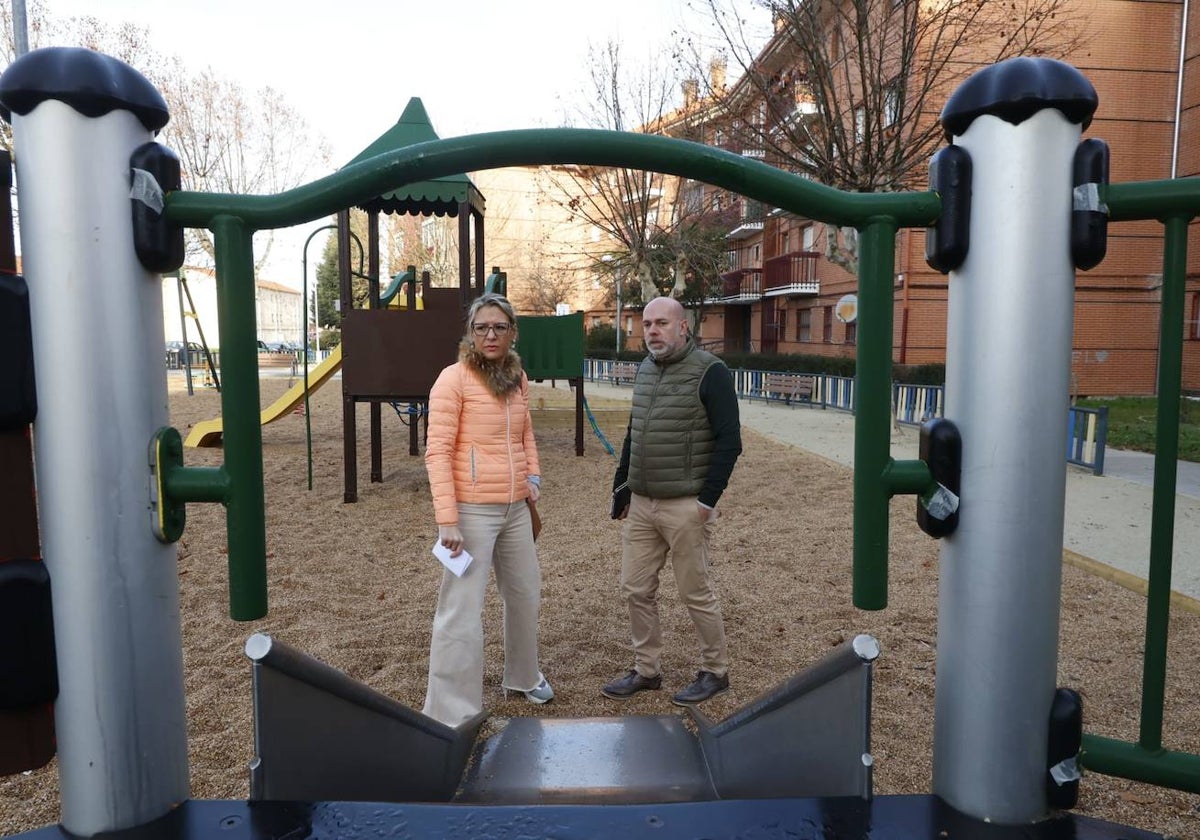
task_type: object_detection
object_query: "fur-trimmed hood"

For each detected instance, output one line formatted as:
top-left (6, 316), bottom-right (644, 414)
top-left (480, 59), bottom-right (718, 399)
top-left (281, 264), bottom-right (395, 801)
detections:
top-left (459, 342), bottom-right (524, 398)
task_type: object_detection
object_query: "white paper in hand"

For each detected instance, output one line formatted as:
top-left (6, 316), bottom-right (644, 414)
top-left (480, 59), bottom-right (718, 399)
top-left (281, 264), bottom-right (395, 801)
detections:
top-left (431, 540), bottom-right (473, 577)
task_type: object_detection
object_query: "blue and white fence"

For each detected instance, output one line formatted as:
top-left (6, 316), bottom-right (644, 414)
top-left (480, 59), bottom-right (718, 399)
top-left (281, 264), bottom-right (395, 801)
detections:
top-left (1066, 405), bottom-right (1108, 476)
top-left (584, 359), bottom-right (1106, 474)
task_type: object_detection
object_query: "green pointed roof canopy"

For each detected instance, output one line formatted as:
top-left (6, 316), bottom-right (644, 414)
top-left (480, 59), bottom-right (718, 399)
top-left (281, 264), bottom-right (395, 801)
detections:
top-left (343, 97), bottom-right (484, 217)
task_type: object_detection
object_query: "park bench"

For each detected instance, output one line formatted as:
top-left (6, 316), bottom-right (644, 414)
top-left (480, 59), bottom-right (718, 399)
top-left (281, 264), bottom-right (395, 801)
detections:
top-left (761, 372), bottom-right (816, 407)
top-left (257, 351), bottom-right (296, 371)
top-left (611, 362), bottom-right (640, 385)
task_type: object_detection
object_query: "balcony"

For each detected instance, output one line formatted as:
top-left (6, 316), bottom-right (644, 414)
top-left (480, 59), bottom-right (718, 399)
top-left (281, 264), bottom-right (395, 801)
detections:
top-left (764, 250), bottom-right (821, 296)
top-left (727, 200), bottom-right (766, 240)
top-left (719, 268), bottom-right (764, 303)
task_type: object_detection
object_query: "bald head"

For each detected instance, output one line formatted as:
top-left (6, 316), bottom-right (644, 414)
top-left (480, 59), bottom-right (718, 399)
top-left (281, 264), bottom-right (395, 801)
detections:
top-left (642, 296), bottom-right (689, 359)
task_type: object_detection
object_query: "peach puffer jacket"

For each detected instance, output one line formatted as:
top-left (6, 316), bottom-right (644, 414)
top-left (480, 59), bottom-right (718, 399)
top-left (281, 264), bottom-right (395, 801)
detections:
top-left (425, 361), bottom-right (541, 526)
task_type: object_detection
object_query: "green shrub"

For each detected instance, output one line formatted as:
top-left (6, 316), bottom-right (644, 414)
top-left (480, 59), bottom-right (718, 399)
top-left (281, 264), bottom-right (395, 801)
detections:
top-left (319, 328), bottom-right (341, 349)
top-left (894, 363), bottom-right (946, 385)
top-left (717, 351), bottom-right (856, 378)
top-left (586, 324), bottom-right (628, 356)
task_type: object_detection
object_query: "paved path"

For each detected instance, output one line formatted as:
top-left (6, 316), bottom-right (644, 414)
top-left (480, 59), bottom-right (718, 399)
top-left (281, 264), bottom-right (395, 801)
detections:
top-left (584, 382), bottom-right (1200, 602)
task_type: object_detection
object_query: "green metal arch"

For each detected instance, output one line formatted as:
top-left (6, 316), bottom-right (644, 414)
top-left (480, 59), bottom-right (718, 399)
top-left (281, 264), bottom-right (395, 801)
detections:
top-left (162, 127), bottom-right (940, 625)
top-left (165, 128), bottom-right (940, 232)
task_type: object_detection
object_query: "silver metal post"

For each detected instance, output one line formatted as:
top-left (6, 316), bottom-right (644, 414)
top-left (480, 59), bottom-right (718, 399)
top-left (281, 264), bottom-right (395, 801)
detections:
top-left (9, 61), bottom-right (188, 835)
top-left (933, 106), bottom-right (1080, 823)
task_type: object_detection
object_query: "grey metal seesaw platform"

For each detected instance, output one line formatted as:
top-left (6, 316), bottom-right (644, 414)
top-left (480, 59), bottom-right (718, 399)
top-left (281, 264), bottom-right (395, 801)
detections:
top-left (243, 632), bottom-right (879, 805)
top-left (9, 632), bottom-right (1165, 840)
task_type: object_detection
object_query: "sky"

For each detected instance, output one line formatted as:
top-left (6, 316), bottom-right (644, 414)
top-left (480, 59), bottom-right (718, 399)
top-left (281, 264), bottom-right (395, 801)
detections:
top-left (28, 0), bottom-right (771, 287)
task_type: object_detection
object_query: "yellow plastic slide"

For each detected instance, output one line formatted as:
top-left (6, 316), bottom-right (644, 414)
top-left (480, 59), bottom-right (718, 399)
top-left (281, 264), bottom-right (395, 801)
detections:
top-left (184, 345), bottom-right (343, 448)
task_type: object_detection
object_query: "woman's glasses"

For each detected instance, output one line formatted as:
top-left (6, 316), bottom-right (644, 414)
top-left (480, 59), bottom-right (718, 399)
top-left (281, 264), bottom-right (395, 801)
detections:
top-left (471, 322), bottom-right (512, 337)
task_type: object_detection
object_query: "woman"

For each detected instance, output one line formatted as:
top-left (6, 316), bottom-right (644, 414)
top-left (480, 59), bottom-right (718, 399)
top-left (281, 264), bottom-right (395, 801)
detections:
top-left (422, 293), bottom-right (553, 727)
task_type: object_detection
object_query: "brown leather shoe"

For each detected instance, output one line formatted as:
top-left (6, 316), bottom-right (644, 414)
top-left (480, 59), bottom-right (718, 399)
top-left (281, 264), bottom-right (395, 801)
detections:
top-left (671, 670), bottom-right (729, 705)
top-left (601, 669), bottom-right (662, 699)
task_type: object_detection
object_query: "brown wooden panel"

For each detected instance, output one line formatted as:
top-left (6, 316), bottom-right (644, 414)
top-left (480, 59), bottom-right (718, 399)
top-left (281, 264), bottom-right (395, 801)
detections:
top-left (421, 286), bottom-right (465, 313)
top-left (342, 309), bottom-right (462, 398)
top-left (0, 431), bottom-right (39, 559)
top-left (0, 703), bottom-right (55, 775)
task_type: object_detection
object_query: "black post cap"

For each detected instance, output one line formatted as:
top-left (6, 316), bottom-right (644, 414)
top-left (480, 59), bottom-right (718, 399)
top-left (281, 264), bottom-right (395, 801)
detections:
top-left (0, 46), bottom-right (168, 133)
top-left (940, 57), bottom-right (1097, 141)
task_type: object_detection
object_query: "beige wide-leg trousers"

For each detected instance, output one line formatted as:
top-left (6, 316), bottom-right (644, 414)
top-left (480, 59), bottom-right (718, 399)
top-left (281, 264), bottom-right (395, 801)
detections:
top-left (620, 493), bottom-right (728, 679)
top-left (423, 501), bottom-right (542, 727)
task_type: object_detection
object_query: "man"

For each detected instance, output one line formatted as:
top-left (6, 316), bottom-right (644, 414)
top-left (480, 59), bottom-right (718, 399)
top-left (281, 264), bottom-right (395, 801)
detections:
top-left (602, 296), bottom-right (743, 705)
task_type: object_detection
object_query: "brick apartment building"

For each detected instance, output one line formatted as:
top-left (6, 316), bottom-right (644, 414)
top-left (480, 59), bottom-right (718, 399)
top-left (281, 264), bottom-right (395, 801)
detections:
top-left (564, 1), bottom-right (1200, 397)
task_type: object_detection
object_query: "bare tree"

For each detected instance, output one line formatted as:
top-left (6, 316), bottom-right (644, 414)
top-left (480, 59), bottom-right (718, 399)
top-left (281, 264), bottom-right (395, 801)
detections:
top-left (684, 0), bottom-right (1087, 270)
top-left (511, 253), bottom-right (590, 315)
top-left (152, 64), bottom-right (329, 269)
top-left (551, 39), bottom-right (713, 305)
top-left (1, 4), bottom-right (329, 271)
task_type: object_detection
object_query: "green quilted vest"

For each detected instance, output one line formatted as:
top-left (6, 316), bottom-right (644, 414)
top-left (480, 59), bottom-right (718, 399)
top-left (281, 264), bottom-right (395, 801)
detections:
top-left (628, 340), bottom-right (719, 499)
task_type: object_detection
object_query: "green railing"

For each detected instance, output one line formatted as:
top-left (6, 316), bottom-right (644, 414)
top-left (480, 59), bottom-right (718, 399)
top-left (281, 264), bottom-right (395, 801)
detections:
top-left (1077, 185), bottom-right (1200, 792)
top-left (160, 129), bottom-right (941, 621)
top-left (158, 128), bottom-right (1196, 793)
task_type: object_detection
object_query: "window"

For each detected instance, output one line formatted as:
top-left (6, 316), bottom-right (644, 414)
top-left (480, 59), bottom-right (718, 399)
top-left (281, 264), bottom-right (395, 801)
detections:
top-left (884, 81), bottom-right (903, 127)
top-left (802, 224), bottom-right (815, 251)
top-left (752, 243), bottom-right (761, 264)
top-left (778, 308), bottom-right (788, 337)
top-left (823, 306), bottom-right (833, 343)
top-left (854, 107), bottom-right (866, 144)
top-left (1190, 292), bottom-right (1200, 339)
top-left (845, 321), bottom-right (857, 345)
top-left (798, 309), bottom-right (811, 342)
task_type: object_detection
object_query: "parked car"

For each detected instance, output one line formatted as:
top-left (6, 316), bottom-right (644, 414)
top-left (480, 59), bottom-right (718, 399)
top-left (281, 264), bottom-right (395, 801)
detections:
top-left (165, 341), bottom-right (203, 368)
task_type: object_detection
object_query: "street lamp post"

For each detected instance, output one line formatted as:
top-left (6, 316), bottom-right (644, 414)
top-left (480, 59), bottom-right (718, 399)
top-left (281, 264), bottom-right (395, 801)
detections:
top-left (616, 274), bottom-right (622, 356)
top-left (603, 254), bottom-right (621, 356)
top-left (312, 287), bottom-right (319, 356)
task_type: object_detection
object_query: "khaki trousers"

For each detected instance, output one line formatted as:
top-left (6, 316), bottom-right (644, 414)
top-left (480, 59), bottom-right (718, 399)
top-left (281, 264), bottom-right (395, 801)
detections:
top-left (423, 501), bottom-right (542, 727)
top-left (621, 493), bottom-right (728, 679)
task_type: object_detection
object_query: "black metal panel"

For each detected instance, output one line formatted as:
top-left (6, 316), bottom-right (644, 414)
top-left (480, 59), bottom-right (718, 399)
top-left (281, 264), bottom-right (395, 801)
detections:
top-left (8, 795), bottom-right (1165, 839)
top-left (247, 634), bottom-right (482, 803)
top-left (692, 635), bottom-right (875, 800)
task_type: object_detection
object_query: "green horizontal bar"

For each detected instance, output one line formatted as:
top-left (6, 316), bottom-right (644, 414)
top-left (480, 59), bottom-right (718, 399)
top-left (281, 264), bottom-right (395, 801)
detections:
top-left (166, 130), bottom-right (941, 233)
top-left (1081, 734), bottom-right (1200, 793)
top-left (882, 458), bottom-right (933, 496)
top-left (1104, 177), bottom-right (1200, 223)
top-left (165, 465), bottom-right (230, 504)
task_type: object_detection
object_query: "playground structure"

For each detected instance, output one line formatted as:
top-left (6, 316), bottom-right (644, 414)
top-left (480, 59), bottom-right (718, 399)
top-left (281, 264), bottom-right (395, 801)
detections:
top-left (333, 100), bottom-right (581, 498)
top-left (0, 47), bottom-right (1196, 839)
top-left (186, 98), bottom-right (588, 478)
top-left (184, 344), bottom-right (344, 447)
top-left (335, 98), bottom-right (486, 504)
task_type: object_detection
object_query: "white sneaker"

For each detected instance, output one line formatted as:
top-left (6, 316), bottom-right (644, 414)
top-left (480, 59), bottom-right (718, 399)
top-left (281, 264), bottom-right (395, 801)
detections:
top-left (524, 675), bottom-right (554, 705)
